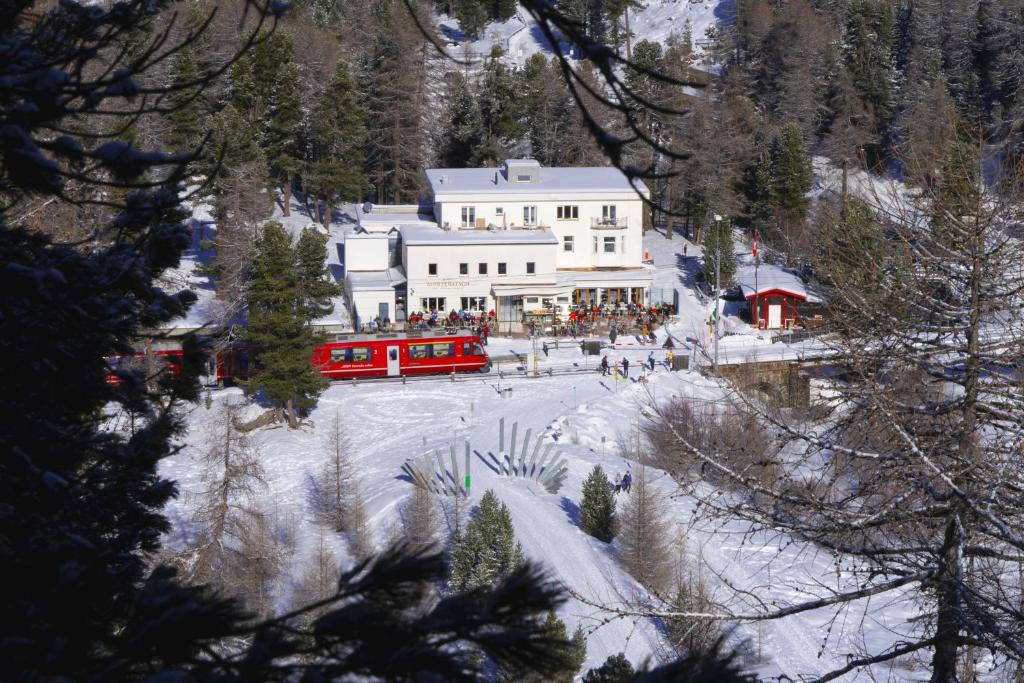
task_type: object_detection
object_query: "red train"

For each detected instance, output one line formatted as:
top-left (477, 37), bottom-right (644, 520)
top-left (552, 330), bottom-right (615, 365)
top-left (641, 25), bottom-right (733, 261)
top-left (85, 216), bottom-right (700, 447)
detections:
top-left (314, 330), bottom-right (490, 379)
top-left (107, 330), bottom-right (489, 385)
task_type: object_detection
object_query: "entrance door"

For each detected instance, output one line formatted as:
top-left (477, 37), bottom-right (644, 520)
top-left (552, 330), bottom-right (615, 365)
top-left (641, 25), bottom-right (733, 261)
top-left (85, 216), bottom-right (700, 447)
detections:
top-left (768, 304), bottom-right (782, 329)
top-left (378, 302), bottom-right (389, 322)
top-left (386, 346), bottom-right (400, 376)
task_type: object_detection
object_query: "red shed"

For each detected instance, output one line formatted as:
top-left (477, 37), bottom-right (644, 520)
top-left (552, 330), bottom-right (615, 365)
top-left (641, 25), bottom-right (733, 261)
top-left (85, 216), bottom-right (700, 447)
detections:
top-left (737, 266), bottom-right (808, 330)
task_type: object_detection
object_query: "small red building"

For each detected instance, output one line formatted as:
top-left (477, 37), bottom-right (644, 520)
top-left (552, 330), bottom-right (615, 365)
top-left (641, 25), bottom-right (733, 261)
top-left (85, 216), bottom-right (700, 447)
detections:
top-left (737, 266), bottom-right (808, 330)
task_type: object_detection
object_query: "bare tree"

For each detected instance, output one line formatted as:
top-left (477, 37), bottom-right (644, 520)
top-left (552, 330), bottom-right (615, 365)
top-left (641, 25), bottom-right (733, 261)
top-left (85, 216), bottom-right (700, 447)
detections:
top-left (312, 411), bottom-right (372, 559)
top-left (290, 528), bottom-right (341, 626)
top-left (398, 484), bottom-right (440, 549)
top-left (617, 465), bottom-right (675, 595)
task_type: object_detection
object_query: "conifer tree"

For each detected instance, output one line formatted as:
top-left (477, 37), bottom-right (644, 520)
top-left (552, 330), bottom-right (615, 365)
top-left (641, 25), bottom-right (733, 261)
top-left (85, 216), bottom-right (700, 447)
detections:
top-left (448, 490), bottom-right (525, 592)
top-left (583, 653), bottom-right (635, 683)
top-left (453, 0), bottom-right (489, 40)
top-left (309, 62), bottom-right (368, 225)
top-left (497, 0), bottom-right (518, 20)
top-left (771, 123), bottom-right (813, 219)
top-left (500, 611), bottom-right (587, 682)
top-left (266, 61), bottom-right (303, 217)
top-left (475, 48), bottom-right (523, 165)
top-left (439, 73), bottom-right (485, 167)
top-left (295, 227), bottom-right (341, 320)
top-left (164, 48), bottom-right (205, 156)
top-left (701, 217), bottom-right (737, 288)
top-left (579, 465), bottom-right (618, 542)
top-left (247, 222), bottom-right (327, 428)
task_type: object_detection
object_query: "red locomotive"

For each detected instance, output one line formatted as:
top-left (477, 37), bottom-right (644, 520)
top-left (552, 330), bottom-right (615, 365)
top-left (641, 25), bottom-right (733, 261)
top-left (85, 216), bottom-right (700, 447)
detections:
top-left (108, 329), bottom-right (489, 385)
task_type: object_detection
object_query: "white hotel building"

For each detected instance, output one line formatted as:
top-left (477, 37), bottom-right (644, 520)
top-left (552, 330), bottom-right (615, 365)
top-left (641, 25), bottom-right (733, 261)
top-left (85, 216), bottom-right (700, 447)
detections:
top-left (340, 159), bottom-right (653, 333)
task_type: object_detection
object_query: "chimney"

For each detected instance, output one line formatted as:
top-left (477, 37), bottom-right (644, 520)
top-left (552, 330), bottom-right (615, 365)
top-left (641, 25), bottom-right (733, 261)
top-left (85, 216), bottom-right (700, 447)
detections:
top-left (440, 174), bottom-right (449, 184)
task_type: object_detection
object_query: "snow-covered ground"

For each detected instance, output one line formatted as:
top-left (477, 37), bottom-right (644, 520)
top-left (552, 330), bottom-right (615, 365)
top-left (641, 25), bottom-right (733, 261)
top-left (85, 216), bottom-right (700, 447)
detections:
top-left (437, 0), bottom-right (726, 69)
top-left (157, 229), bottom-right (926, 679)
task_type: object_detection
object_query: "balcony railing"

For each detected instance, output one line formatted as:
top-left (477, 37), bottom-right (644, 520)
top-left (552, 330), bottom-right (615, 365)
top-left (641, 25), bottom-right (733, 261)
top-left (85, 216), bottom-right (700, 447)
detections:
top-left (591, 216), bottom-right (627, 228)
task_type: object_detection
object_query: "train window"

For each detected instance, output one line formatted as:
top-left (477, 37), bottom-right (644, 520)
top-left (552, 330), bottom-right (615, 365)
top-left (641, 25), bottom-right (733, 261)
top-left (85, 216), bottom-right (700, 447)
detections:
top-left (351, 347), bottom-right (371, 362)
top-left (473, 343), bottom-right (484, 355)
top-left (409, 344), bottom-right (429, 359)
top-left (432, 343), bottom-right (454, 358)
top-left (329, 348), bottom-right (349, 363)
top-left (461, 342), bottom-right (470, 356)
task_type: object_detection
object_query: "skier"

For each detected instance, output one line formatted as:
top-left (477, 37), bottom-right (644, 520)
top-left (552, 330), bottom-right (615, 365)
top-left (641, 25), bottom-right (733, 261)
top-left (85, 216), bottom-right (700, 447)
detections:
top-left (600, 355), bottom-right (610, 376)
top-left (621, 471), bottom-right (632, 493)
top-left (622, 357), bottom-right (629, 378)
top-left (647, 352), bottom-right (655, 371)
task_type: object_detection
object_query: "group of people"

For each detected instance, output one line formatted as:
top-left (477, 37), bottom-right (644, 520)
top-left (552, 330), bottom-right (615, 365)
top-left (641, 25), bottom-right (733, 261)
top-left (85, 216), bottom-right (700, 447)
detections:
top-left (407, 309), bottom-right (496, 329)
top-left (598, 350), bottom-right (663, 378)
top-left (611, 471), bottom-right (633, 494)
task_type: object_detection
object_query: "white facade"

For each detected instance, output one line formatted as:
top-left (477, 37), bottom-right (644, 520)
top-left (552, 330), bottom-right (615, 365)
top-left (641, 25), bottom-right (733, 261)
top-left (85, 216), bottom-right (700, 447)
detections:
top-left (340, 160), bottom-right (654, 332)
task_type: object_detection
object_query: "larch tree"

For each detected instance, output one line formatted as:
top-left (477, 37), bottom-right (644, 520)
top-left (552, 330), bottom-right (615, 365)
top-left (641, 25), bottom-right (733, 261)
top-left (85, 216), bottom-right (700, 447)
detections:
top-left (399, 484), bottom-right (441, 549)
top-left (617, 467), bottom-right (674, 595)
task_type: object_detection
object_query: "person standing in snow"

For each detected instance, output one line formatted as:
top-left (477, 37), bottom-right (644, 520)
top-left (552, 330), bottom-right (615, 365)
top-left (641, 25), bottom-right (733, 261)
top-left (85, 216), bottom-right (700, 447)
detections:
top-left (621, 471), bottom-right (632, 493)
top-left (647, 352), bottom-right (655, 371)
top-left (542, 341), bottom-right (549, 357)
top-left (622, 357), bottom-right (629, 377)
top-left (600, 355), bottom-right (609, 376)
top-left (609, 326), bottom-right (618, 345)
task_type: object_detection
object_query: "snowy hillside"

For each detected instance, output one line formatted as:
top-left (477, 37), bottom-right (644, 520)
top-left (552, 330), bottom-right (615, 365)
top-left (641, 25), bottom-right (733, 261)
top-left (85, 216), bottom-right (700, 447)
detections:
top-left (437, 0), bottom-right (727, 68)
top-left (159, 230), bottom-right (919, 679)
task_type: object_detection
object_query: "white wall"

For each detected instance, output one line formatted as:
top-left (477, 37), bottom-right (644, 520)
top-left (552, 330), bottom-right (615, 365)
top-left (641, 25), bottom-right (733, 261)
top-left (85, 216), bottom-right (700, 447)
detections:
top-left (404, 241), bottom-right (556, 312)
top-left (344, 234), bottom-right (389, 271)
top-left (348, 287), bottom-right (395, 328)
top-left (433, 196), bottom-right (645, 269)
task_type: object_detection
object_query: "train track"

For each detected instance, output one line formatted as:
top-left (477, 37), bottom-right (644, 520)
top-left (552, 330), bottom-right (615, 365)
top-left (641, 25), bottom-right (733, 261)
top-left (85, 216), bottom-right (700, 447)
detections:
top-left (328, 362), bottom-right (603, 387)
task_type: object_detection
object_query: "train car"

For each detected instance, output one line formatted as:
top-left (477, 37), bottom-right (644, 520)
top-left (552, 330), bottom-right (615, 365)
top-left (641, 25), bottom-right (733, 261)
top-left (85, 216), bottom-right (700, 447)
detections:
top-left (313, 329), bottom-right (490, 379)
top-left (105, 348), bottom-right (183, 385)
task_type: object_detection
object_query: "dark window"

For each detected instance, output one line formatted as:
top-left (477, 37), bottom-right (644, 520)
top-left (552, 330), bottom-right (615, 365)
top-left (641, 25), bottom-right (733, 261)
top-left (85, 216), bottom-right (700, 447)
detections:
top-left (408, 344), bottom-right (429, 359)
top-left (351, 347), bottom-right (371, 362)
top-left (459, 263), bottom-right (468, 275)
top-left (428, 263), bottom-right (437, 275)
top-left (479, 262), bottom-right (488, 275)
top-left (526, 262), bottom-right (535, 274)
top-left (498, 262), bottom-right (507, 275)
top-left (432, 343), bottom-right (454, 358)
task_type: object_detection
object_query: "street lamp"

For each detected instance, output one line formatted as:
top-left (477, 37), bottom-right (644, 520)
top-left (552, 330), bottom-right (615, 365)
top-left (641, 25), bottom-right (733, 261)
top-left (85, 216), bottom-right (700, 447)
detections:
top-left (712, 214), bottom-right (722, 372)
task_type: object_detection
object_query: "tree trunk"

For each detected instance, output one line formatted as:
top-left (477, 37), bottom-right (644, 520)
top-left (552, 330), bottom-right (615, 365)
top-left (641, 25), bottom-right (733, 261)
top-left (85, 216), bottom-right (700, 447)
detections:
top-left (275, 405), bottom-right (284, 423)
top-left (286, 398), bottom-right (298, 429)
top-left (282, 176), bottom-right (292, 217)
top-left (624, 6), bottom-right (632, 60)
top-left (840, 157), bottom-right (848, 217)
top-left (930, 513), bottom-right (962, 682)
top-left (664, 162), bottom-right (676, 240)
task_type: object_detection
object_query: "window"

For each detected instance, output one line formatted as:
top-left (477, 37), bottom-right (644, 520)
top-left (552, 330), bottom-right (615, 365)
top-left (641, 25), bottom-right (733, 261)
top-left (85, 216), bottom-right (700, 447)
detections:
top-left (557, 205), bottom-right (579, 220)
top-left (420, 297), bottom-right (446, 311)
top-left (408, 344), bottom-right (429, 360)
top-left (602, 204), bottom-right (617, 223)
top-left (459, 263), bottom-right (468, 275)
top-left (556, 296), bottom-right (569, 303)
top-left (516, 174), bottom-right (532, 182)
top-left (495, 207), bottom-right (504, 216)
top-left (498, 262), bottom-right (507, 275)
top-left (329, 347), bottom-right (372, 363)
top-left (478, 262), bottom-right (488, 275)
top-left (526, 297), bottom-right (539, 304)
top-left (461, 296), bottom-right (486, 311)
top-left (523, 205), bottom-right (537, 226)
top-left (563, 235), bottom-right (574, 252)
top-left (428, 263), bottom-right (437, 276)
top-left (526, 262), bottom-right (535, 274)
top-left (593, 236), bottom-right (598, 253)
top-left (461, 206), bottom-right (475, 227)
top-left (604, 236), bottom-right (616, 253)
top-left (462, 341), bottom-right (484, 356)
top-left (432, 343), bottom-right (454, 358)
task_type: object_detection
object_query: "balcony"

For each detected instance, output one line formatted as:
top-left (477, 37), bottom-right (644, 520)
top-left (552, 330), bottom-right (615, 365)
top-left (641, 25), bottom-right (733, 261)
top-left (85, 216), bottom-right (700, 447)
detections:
top-left (591, 216), bottom-right (627, 229)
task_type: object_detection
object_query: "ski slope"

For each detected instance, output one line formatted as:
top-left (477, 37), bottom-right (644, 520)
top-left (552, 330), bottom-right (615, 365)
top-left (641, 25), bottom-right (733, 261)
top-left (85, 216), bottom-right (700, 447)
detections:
top-left (157, 230), bottom-right (926, 680)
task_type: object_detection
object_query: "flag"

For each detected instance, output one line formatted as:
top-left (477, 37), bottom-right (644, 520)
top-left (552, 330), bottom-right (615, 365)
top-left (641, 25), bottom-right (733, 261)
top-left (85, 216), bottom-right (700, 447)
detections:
top-left (752, 231), bottom-right (758, 259)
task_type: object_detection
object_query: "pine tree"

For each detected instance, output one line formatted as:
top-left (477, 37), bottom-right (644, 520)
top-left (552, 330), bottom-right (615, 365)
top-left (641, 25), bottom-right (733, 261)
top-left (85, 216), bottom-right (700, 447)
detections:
top-left (454, 0), bottom-right (489, 39)
top-left (702, 218), bottom-right (737, 288)
top-left (266, 61), bottom-right (303, 217)
top-left (579, 465), bottom-right (618, 542)
top-left (164, 48), bottom-right (205, 156)
top-left (496, 0), bottom-right (518, 20)
top-left (247, 222), bottom-right (327, 428)
top-left (583, 653), bottom-right (635, 683)
top-left (771, 123), bottom-right (813, 218)
top-left (843, 0), bottom-right (896, 137)
top-left (308, 62), bottom-right (368, 225)
top-left (475, 48), bottom-right (523, 165)
top-left (500, 611), bottom-right (587, 682)
top-left (448, 490), bottom-right (525, 592)
top-left (295, 227), bottom-right (341, 320)
top-left (439, 73), bottom-right (485, 167)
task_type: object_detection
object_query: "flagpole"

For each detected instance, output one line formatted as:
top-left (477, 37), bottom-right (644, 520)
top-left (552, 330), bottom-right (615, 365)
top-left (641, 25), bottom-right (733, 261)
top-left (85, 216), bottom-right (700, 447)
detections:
top-left (753, 231), bottom-right (759, 329)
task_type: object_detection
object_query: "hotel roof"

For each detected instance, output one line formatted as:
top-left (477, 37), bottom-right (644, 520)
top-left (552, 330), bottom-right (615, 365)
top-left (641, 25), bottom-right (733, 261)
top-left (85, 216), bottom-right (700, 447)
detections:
top-left (426, 164), bottom-right (650, 196)
top-left (399, 225), bottom-right (559, 246)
